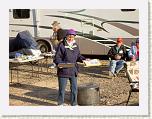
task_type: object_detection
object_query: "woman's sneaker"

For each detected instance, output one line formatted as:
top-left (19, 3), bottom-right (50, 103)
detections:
top-left (58, 103), bottom-right (64, 106)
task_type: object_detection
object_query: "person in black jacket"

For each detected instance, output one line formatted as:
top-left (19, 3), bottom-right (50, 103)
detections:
top-left (107, 38), bottom-right (126, 77)
top-left (51, 21), bottom-right (67, 50)
top-left (50, 21), bottom-right (67, 68)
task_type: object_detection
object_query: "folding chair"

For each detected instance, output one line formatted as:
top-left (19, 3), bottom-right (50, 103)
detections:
top-left (125, 61), bottom-right (139, 105)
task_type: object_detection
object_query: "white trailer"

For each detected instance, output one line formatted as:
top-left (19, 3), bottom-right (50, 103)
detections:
top-left (9, 9), bottom-right (139, 55)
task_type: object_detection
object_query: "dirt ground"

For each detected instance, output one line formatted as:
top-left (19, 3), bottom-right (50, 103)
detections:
top-left (9, 58), bottom-right (139, 106)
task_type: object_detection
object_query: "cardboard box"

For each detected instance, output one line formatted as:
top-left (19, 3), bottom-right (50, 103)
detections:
top-left (126, 61), bottom-right (139, 82)
top-left (83, 59), bottom-right (101, 67)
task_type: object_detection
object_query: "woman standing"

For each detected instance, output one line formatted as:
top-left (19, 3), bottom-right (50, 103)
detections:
top-left (54, 29), bottom-right (85, 106)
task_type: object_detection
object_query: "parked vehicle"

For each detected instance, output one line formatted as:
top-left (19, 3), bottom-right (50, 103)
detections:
top-left (9, 9), bottom-right (139, 55)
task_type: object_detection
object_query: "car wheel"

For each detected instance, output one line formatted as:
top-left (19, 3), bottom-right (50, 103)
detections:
top-left (37, 41), bottom-right (49, 53)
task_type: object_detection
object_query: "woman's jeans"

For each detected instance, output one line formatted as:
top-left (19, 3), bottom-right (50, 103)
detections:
top-left (109, 60), bottom-right (125, 74)
top-left (58, 77), bottom-right (77, 106)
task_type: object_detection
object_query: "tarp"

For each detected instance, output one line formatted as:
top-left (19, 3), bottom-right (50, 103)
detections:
top-left (9, 30), bottom-right (38, 52)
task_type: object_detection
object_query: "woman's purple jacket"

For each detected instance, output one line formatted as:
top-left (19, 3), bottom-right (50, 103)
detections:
top-left (53, 39), bottom-right (85, 78)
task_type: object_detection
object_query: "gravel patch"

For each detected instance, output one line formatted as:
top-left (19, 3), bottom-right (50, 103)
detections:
top-left (9, 59), bottom-right (139, 106)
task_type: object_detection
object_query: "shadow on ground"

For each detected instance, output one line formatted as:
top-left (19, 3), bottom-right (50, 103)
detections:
top-left (10, 83), bottom-right (70, 106)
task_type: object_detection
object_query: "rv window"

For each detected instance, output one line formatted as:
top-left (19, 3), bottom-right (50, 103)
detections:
top-left (13, 9), bottom-right (30, 19)
top-left (121, 9), bottom-right (136, 12)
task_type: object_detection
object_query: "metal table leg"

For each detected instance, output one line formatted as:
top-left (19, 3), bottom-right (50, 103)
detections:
top-left (38, 60), bottom-right (40, 78)
top-left (10, 64), bottom-right (13, 83)
top-left (16, 63), bottom-right (19, 83)
top-left (46, 57), bottom-right (49, 73)
top-left (32, 63), bottom-right (34, 77)
top-left (11, 69), bottom-right (13, 83)
top-left (126, 89), bottom-right (132, 106)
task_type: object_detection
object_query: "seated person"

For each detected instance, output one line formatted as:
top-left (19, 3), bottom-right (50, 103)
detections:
top-left (128, 38), bottom-right (139, 61)
top-left (107, 38), bottom-right (127, 77)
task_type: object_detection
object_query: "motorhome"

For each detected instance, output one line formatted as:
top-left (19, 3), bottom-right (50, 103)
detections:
top-left (9, 9), bottom-right (139, 55)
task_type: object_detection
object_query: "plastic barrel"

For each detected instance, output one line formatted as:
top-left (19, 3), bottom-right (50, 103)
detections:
top-left (77, 83), bottom-right (100, 106)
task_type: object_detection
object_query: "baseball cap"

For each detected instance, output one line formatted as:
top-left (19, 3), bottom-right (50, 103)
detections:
top-left (117, 37), bottom-right (123, 43)
top-left (51, 21), bottom-right (60, 26)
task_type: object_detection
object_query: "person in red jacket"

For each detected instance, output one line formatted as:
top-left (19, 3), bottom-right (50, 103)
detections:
top-left (128, 38), bottom-right (139, 61)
